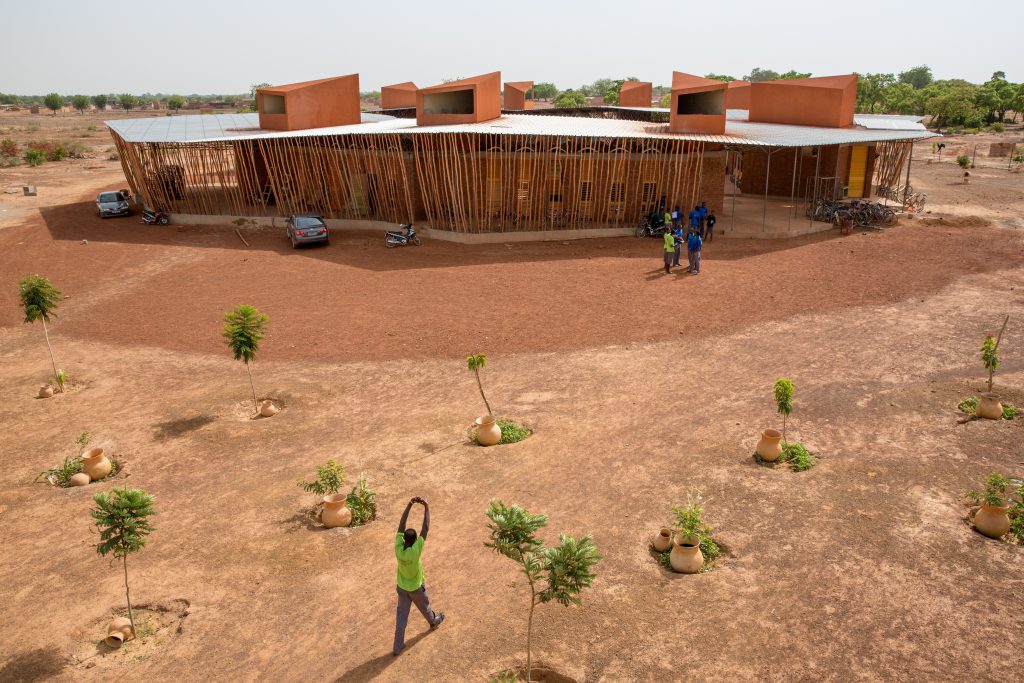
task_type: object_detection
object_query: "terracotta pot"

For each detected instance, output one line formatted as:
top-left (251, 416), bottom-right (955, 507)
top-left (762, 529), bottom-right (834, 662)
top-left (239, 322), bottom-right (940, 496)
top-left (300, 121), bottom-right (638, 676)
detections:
top-left (670, 536), bottom-right (704, 574)
top-left (322, 493), bottom-right (352, 528)
top-left (69, 472), bottom-right (91, 487)
top-left (475, 415), bottom-right (502, 446)
top-left (976, 392), bottom-right (1003, 420)
top-left (38, 385), bottom-right (54, 399)
top-left (756, 428), bottom-right (783, 462)
top-left (260, 399), bottom-right (279, 417)
top-left (974, 503), bottom-right (1011, 539)
top-left (104, 617), bottom-right (133, 647)
top-left (652, 527), bottom-right (672, 553)
top-left (81, 448), bottom-right (112, 481)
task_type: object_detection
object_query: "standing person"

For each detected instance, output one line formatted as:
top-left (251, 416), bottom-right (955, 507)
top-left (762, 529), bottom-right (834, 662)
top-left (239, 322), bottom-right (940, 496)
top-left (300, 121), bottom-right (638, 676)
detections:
top-left (705, 210), bottom-right (717, 242)
top-left (688, 228), bottom-right (703, 274)
top-left (672, 204), bottom-right (681, 228)
top-left (689, 205), bottom-right (701, 234)
top-left (698, 201), bottom-right (708, 236)
top-left (662, 228), bottom-right (675, 274)
top-left (663, 208), bottom-right (673, 234)
top-left (672, 224), bottom-right (684, 267)
top-left (393, 497), bottom-right (444, 656)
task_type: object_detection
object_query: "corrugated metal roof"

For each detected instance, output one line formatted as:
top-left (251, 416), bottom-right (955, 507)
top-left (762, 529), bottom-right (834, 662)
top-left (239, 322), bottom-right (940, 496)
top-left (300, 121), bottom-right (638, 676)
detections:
top-left (107, 111), bottom-right (936, 148)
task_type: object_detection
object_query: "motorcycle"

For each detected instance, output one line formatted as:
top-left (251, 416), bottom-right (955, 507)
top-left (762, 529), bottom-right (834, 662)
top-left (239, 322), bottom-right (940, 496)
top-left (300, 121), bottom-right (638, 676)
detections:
top-left (635, 212), bottom-right (671, 238)
top-left (385, 223), bottom-right (421, 248)
top-left (141, 209), bottom-right (170, 225)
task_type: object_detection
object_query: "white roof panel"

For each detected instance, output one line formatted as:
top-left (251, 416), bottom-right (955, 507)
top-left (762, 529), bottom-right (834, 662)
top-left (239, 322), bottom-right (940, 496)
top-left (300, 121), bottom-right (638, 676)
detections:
top-left (107, 112), bottom-right (936, 148)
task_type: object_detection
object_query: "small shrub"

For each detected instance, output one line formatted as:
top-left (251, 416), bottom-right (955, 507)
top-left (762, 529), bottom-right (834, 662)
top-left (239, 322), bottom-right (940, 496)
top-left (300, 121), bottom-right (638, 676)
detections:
top-left (956, 154), bottom-right (971, 169)
top-left (959, 396), bottom-right (1016, 419)
top-left (36, 456), bottom-right (83, 487)
top-left (0, 155), bottom-right (18, 168)
top-left (24, 148), bottom-right (45, 166)
top-left (76, 431), bottom-right (90, 449)
top-left (346, 475), bottom-right (378, 526)
top-left (47, 145), bottom-right (68, 161)
top-left (988, 122), bottom-right (1005, 133)
top-left (672, 491), bottom-right (711, 540)
top-left (782, 442), bottom-right (816, 471)
top-left (297, 460), bottom-right (345, 497)
top-left (64, 140), bottom-right (90, 158)
top-left (0, 138), bottom-right (17, 156)
top-left (473, 418), bottom-right (531, 445)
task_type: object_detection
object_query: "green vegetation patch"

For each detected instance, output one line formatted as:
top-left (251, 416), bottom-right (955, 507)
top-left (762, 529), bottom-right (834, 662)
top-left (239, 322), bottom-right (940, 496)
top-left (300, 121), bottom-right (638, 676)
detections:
top-left (471, 419), bottom-right (532, 446)
top-left (958, 396), bottom-right (1016, 420)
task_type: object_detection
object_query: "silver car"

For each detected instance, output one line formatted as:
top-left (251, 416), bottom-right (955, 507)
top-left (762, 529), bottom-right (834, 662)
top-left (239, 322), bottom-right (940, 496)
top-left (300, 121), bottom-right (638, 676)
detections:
top-left (96, 191), bottom-right (130, 218)
top-left (285, 214), bottom-right (329, 248)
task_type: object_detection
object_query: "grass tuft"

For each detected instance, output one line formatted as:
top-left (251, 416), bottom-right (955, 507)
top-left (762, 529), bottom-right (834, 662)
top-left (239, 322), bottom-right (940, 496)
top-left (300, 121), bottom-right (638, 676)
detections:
top-left (959, 396), bottom-right (1017, 420)
top-left (782, 442), bottom-right (816, 471)
top-left (471, 418), bottom-right (532, 446)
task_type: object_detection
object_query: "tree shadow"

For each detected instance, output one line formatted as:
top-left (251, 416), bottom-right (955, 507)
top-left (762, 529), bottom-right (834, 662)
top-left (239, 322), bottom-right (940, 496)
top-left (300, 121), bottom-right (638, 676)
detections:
top-left (153, 414), bottom-right (217, 441)
top-left (333, 630), bottom-right (430, 682)
top-left (0, 647), bottom-right (68, 682)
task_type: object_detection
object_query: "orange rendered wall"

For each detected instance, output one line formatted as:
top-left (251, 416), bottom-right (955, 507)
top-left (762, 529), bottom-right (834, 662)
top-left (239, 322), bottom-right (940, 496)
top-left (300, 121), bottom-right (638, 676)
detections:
top-left (417, 72), bottom-right (501, 126)
top-left (748, 77), bottom-right (857, 128)
top-left (258, 75), bottom-right (361, 131)
top-left (381, 84), bottom-right (417, 109)
top-left (724, 81), bottom-right (751, 110)
top-left (504, 83), bottom-right (534, 110)
top-left (619, 82), bottom-right (652, 108)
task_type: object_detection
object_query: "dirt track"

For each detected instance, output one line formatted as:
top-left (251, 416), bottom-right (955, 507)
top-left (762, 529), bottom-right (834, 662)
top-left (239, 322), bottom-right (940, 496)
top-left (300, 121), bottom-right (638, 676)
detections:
top-left (1, 122), bottom-right (1023, 682)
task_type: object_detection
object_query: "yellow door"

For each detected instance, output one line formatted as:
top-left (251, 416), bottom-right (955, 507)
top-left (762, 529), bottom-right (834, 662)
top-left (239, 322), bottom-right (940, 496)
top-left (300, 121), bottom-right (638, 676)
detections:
top-left (848, 145), bottom-right (868, 198)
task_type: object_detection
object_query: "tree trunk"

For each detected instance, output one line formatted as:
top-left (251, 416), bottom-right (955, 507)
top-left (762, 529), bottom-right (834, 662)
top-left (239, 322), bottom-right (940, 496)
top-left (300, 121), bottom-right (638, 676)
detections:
top-left (246, 362), bottom-right (258, 412)
top-left (782, 413), bottom-right (788, 445)
top-left (526, 582), bottom-right (536, 683)
top-left (990, 314), bottom-right (1010, 393)
top-left (123, 555), bottom-right (135, 640)
top-left (475, 369), bottom-right (492, 416)
top-left (41, 318), bottom-right (62, 392)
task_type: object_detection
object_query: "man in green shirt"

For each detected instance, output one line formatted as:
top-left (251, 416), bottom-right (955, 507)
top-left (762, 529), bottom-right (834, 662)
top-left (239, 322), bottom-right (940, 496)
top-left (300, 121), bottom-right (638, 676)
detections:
top-left (662, 229), bottom-right (675, 274)
top-left (393, 496), bottom-right (444, 656)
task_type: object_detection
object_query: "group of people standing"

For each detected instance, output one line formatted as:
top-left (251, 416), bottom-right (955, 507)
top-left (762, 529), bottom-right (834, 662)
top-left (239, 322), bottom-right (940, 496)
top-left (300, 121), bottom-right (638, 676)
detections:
top-left (660, 201), bottom-right (716, 275)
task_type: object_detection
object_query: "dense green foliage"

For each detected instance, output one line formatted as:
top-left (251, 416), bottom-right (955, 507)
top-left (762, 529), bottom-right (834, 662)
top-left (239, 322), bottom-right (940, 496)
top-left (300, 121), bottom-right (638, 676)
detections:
top-left (532, 82), bottom-right (558, 100)
top-left (118, 93), bottom-right (139, 111)
top-left (43, 92), bottom-right (62, 114)
top-left (19, 275), bottom-right (61, 323)
top-left (781, 442), bottom-right (816, 471)
top-left (967, 473), bottom-right (1024, 542)
top-left (71, 94), bottom-right (89, 113)
top-left (167, 95), bottom-right (185, 110)
top-left (672, 492), bottom-right (712, 540)
top-left (297, 460), bottom-right (346, 496)
top-left (553, 89), bottom-right (586, 108)
top-left (346, 476), bottom-right (378, 526)
top-left (222, 305), bottom-right (267, 364)
top-left (91, 94), bottom-right (108, 111)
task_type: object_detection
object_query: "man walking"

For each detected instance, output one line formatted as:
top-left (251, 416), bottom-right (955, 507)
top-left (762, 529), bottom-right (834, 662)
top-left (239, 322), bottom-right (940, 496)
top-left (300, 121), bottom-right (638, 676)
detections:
top-left (393, 497), bottom-right (444, 656)
top-left (662, 228), bottom-right (675, 274)
top-left (672, 224), bottom-right (684, 267)
top-left (688, 228), bottom-right (703, 274)
top-left (705, 210), bottom-right (716, 242)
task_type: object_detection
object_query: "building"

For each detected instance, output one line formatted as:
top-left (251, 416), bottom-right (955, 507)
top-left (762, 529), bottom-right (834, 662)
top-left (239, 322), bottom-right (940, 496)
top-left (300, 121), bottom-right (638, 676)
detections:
top-left (503, 81), bottom-right (534, 111)
top-left (618, 81), bottom-right (652, 108)
top-left (106, 71), bottom-right (936, 241)
top-left (380, 82), bottom-right (418, 110)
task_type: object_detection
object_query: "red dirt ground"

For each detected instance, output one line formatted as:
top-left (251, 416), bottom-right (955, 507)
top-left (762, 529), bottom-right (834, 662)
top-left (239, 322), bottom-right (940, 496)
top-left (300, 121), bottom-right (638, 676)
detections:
top-left (1, 122), bottom-right (1023, 682)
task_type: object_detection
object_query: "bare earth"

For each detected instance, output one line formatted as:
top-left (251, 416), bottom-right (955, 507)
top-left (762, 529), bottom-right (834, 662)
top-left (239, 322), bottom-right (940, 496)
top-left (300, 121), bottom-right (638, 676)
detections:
top-left (1, 111), bottom-right (1023, 682)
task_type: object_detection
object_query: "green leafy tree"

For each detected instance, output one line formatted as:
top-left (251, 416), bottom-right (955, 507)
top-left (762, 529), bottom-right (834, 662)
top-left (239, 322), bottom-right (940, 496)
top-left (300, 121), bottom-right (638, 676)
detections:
top-left (222, 305), bottom-right (268, 411)
top-left (856, 73), bottom-right (896, 113)
top-left (71, 95), bottom-right (90, 114)
top-left (118, 93), bottom-right (139, 112)
top-left (553, 89), bottom-right (586, 108)
top-left (532, 82), bottom-right (558, 100)
top-left (19, 275), bottom-right (64, 391)
top-left (921, 80), bottom-right (985, 130)
top-left (167, 95), bottom-right (185, 111)
top-left (91, 94), bottom-right (108, 111)
top-left (882, 82), bottom-right (920, 115)
top-left (898, 65), bottom-right (933, 90)
top-left (43, 92), bottom-right (62, 115)
top-left (659, 92), bottom-right (671, 108)
top-left (92, 487), bottom-right (156, 639)
top-left (982, 315), bottom-right (1009, 393)
top-left (467, 353), bottom-right (492, 415)
top-left (485, 500), bottom-right (600, 683)
top-left (704, 73), bottom-right (736, 82)
top-left (976, 75), bottom-right (1016, 123)
top-left (778, 70), bottom-right (812, 80)
top-left (744, 68), bottom-right (780, 82)
top-left (773, 379), bottom-right (795, 443)
top-left (602, 77), bottom-right (638, 106)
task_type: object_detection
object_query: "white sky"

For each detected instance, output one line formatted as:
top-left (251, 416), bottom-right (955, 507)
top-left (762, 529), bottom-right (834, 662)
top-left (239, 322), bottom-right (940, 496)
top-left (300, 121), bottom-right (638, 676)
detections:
top-left (2, 0), bottom-right (1020, 94)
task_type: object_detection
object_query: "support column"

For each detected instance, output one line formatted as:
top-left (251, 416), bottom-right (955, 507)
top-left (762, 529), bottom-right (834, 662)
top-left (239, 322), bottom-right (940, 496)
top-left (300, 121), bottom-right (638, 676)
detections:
top-left (762, 148), bottom-right (772, 233)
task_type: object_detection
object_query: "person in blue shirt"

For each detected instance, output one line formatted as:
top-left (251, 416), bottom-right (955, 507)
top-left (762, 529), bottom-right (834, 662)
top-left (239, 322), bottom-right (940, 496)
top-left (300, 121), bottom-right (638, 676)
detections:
top-left (697, 202), bottom-right (709, 237)
top-left (705, 210), bottom-right (717, 241)
top-left (671, 225), bottom-right (684, 267)
top-left (687, 229), bottom-right (703, 274)
top-left (689, 206), bottom-right (701, 231)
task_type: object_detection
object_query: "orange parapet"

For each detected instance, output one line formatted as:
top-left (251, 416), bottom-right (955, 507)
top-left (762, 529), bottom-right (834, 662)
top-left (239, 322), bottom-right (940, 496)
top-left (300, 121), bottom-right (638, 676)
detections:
top-left (417, 72), bottom-right (502, 126)
top-left (748, 74), bottom-right (858, 128)
top-left (504, 81), bottom-right (534, 110)
top-left (381, 82), bottom-right (418, 110)
top-left (669, 72), bottom-right (727, 134)
top-left (257, 74), bottom-right (361, 131)
top-left (619, 81), bottom-right (652, 108)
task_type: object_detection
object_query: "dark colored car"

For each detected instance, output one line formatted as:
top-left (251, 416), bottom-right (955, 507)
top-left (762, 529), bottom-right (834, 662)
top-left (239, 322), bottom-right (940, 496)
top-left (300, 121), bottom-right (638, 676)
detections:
top-left (285, 214), bottom-right (329, 248)
top-left (96, 191), bottom-right (130, 218)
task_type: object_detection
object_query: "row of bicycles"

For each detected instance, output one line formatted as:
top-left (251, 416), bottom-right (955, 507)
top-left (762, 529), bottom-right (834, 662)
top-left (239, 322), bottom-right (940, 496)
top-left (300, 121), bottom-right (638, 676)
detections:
top-left (806, 198), bottom-right (899, 229)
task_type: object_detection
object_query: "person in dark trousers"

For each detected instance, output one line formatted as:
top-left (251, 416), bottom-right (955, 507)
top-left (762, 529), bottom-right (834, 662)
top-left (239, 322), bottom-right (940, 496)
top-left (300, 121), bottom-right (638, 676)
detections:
top-left (705, 210), bottom-right (716, 241)
top-left (698, 202), bottom-right (708, 237)
top-left (662, 229), bottom-right (675, 274)
top-left (687, 229), bottom-right (703, 274)
top-left (672, 204), bottom-right (681, 228)
top-left (689, 206), bottom-right (701, 234)
top-left (672, 224), bottom-right (684, 267)
top-left (393, 497), bottom-right (444, 656)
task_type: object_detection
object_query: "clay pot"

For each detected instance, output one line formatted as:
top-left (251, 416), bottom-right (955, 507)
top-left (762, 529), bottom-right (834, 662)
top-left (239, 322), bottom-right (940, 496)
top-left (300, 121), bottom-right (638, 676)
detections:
top-left (69, 472), bottom-right (91, 487)
top-left (322, 493), bottom-right (352, 528)
top-left (976, 393), bottom-right (1003, 420)
top-left (756, 428), bottom-right (783, 462)
top-left (104, 617), bottom-right (133, 647)
top-left (475, 415), bottom-right (502, 446)
top-left (81, 448), bottom-right (112, 481)
top-left (974, 503), bottom-right (1011, 539)
top-left (38, 385), bottom-right (54, 399)
top-left (260, 399), bottom-right (279, 417)
top-left (652, 527), bottom-right (673, 553)
top-left (670, 536), bottom-right (704, 574)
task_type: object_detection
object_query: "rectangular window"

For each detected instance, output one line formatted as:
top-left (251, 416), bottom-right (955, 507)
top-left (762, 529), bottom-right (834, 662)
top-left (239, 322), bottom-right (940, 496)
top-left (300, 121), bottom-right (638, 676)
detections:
top-left (610, 182), bottom-right (624, 203)
top-left (261, 94), bottom-right (286, 114)
top-left (675, 90), bottom-right (724, 116)
top-left (641, 182), bottom-right (657, 206)
top-left (423, 89), bottom-right (475, 115)
top-left (579, 181), bottom-right (593, 202)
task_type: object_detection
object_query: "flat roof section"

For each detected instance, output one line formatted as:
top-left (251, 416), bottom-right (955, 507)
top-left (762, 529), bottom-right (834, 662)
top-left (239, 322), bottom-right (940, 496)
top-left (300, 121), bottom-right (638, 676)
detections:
top-left (107, 112), bottom-right (937, 148)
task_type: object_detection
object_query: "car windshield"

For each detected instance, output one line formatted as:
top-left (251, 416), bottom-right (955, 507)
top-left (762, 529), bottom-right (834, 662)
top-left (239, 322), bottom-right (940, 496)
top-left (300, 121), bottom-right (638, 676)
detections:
top-left (294, 217), bottom-right (323, 228)
top-left (99, 192), bottom-right (122, 203)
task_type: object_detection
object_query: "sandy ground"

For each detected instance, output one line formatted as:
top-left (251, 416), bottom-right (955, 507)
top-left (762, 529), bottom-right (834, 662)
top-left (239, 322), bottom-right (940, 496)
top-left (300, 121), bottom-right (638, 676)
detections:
top-left (1, 113), bottom-right (1023, 682)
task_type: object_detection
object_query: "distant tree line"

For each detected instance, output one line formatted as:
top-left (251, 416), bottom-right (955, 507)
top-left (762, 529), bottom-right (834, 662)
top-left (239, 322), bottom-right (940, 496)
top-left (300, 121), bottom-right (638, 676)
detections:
top-left (0, 91), bottom-right (251, 113)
